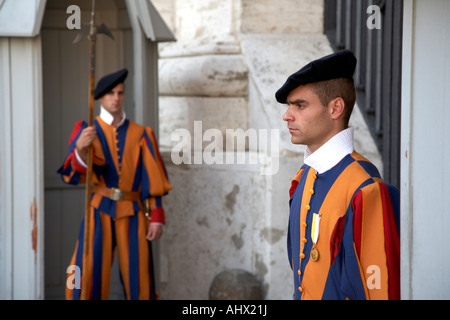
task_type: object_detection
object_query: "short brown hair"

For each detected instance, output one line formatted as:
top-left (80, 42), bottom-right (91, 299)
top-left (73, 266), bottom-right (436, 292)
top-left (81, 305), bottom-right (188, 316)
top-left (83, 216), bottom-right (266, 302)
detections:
top-left (310, 78), bottom-right (356, 126)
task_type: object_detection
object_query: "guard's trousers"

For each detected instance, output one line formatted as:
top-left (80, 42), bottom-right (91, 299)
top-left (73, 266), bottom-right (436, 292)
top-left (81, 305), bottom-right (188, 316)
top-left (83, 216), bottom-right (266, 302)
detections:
top-left (66, 207), bottom-right (156, 300)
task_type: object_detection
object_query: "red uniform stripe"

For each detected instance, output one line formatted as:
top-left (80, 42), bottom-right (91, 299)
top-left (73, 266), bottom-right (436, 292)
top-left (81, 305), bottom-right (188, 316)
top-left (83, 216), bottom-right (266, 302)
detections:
top-left (379, 183), bottom-right (400, 300)
top-left (352, 191), bottom-right (363, 258)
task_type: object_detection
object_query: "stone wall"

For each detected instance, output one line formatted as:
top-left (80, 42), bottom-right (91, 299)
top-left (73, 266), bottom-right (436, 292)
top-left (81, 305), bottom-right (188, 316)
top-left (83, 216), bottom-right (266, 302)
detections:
top-left (153, 0), bottom-right (381, 300)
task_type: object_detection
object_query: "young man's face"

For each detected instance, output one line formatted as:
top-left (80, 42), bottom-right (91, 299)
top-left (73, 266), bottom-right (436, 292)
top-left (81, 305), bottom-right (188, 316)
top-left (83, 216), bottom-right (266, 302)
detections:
top-left (283, 83), bottom-right (336, 153)
top-left (98, 83), bottom-right (125, 116)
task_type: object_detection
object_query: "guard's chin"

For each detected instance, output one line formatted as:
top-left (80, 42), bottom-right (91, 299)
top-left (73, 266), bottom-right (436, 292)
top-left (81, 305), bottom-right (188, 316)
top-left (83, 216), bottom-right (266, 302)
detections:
top-left (290, 136), bottom-right (302, 145)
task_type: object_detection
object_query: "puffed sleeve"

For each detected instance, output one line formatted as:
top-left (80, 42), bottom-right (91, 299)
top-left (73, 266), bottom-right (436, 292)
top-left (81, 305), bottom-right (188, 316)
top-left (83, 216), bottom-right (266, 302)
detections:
top-left (57, 121), bottom-right (105, 185)
top-left (349, 181), bottom-right (400, 300)
top-left (140, 126), bottom-right (172, 224)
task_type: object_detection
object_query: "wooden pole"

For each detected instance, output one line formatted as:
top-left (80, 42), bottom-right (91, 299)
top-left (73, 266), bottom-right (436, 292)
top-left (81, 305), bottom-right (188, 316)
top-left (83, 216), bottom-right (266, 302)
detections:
top-left (80, 0), bottom-right (96, 300)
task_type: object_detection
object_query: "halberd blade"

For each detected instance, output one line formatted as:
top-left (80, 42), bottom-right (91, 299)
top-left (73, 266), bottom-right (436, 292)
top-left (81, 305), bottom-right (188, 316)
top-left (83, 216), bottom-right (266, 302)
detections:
top-left (72, 23), bottom-right (115, 44)
top-left (72, 23), bottom-right (90, 44)
top-left (97, 23), bottom-right (115, 41)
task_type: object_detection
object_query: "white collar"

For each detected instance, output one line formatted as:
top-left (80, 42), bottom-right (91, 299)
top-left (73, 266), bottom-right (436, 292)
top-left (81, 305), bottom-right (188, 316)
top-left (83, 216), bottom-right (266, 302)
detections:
top-left (304, 127), bottom-right (354, 174)
top-left (100, 106), bottom-right (126, 128)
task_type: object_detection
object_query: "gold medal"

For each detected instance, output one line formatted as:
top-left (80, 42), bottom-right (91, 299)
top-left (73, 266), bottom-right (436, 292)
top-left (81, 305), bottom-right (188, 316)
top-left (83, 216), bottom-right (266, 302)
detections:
top-left (310, 246), bottom-right (319, 262)
top-left (310, 213), bottom-right (321, 262)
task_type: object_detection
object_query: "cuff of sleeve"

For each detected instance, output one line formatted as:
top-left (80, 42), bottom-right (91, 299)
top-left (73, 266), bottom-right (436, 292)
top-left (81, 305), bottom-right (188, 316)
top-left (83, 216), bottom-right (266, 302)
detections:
top-left (71, 150), bottom-right (87, 173)
top-left (74, 149), bottom-right (88, 168)
top-left (150, 207), bottom-right (165, 225)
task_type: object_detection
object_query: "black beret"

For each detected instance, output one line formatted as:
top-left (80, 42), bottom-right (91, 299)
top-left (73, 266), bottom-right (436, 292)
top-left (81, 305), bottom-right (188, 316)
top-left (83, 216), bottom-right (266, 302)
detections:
top-left (275, 50), bottom-right (357, 103)
top-left (95, 68), bottom-right (128, 100)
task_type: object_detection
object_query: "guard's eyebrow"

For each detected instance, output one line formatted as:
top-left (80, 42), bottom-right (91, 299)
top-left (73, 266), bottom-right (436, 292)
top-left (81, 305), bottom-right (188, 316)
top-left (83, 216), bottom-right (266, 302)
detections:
top-left (287, 99), bottom-right (308, 106)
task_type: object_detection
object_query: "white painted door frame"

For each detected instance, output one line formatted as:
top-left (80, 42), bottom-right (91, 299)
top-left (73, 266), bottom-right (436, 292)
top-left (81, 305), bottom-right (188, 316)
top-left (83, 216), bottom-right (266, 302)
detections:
top-left (0, 36), bottom-right (45, 300)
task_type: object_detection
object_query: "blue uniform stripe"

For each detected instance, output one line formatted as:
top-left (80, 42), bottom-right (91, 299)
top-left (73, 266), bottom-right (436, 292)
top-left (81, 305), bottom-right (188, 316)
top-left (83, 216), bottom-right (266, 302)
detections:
top-left (94, 119), bottom-right (119, 187)
top-left (128, 214), bottom-right (140, 300)
top-left (73, 219), bottom-right (85, 300)
top-left (386, 183), bottom-right (400, 235)
top-left (142, 130), bottom-right (156, 158)
top-left (91, 209), bottom-right (103, 299)
top-left (287, 165), bottom-right (308, 270)
top-left (97, 197), bottom-right (117, 219)
top-left (71, 209), bottom-right (105, 300)
top-left (356, 159), bottom-right (382, 179)
top-left (115, 120), bottom-right (129, 165)
top-left (155, 196), bottom-right (162, 208)
top-left (341, 204), bottom-right (367, 299)
top-left (140, 163), bottom-right (151, 200)
top-left (148, 241), bottom-right (156, 300)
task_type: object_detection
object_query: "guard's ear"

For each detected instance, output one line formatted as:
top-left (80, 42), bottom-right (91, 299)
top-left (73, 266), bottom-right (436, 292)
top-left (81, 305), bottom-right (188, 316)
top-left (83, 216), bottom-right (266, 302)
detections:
top-left (328, 97), bottom-right (346, 120)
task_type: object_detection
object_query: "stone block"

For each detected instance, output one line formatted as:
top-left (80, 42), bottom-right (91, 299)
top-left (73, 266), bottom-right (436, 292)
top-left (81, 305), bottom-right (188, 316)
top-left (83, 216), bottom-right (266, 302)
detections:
top-left (241, 0), bottom-right (324, 34)
top-left (159, 96), bottom-right (248, 151)
top-left (159, 54), bottom-right (248, 97)
top-left (209, 269), bottom-right (263, 300)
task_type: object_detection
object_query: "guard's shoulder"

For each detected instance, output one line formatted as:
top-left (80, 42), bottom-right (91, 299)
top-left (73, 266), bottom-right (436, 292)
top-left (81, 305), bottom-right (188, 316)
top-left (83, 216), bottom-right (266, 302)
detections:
top-left (128, 120), bottom-right (155, 132)
top-left (349, 151), bottom-right (382, 180)
top-left (289, 166), bottom-right (307, 198)
top-left (126, 120), bottom-right (149, 134)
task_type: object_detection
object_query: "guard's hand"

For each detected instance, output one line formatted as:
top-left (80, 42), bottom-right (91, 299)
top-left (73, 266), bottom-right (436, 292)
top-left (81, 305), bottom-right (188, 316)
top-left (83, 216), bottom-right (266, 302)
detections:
top-left (76, 126), bottom-right (97, 162)
top-left (146, 223), bottom-right (163, 241)
top-left (76, 126), bottom-right (97, 149)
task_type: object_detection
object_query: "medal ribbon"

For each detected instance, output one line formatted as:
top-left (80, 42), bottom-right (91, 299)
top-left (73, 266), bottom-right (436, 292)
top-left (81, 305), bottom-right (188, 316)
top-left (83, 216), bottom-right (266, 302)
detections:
top-left (311, 213), bottom-right (321, 245)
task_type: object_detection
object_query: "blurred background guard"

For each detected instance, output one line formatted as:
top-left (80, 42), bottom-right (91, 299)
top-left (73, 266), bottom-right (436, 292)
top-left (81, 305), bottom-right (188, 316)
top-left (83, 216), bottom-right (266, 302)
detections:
top-left (58, 68), bottom-right (172, 300)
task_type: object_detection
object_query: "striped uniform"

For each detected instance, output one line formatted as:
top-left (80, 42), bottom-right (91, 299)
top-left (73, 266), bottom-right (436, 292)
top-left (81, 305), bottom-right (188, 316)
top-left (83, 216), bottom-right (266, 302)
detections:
top-left (58, 116), bottom-right (172, 300)
top-left (288, 151), bottom-right (400, 300)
